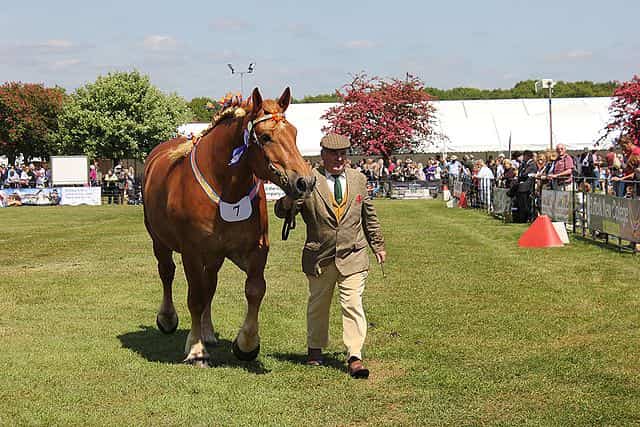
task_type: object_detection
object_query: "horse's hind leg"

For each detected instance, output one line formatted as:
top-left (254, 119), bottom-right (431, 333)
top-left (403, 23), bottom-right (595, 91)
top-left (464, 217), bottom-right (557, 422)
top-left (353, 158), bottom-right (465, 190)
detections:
top-left (233, 247), bottom-right (267, 361)
top-left (182, 252), bottom-right (216, 367)
top-left (153, 239), bottom-right (178, 334)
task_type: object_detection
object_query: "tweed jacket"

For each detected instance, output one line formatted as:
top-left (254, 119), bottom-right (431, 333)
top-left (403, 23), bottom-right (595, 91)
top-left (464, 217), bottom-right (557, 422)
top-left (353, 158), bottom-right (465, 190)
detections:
top-left (275, 167), bottom-right (385, 277)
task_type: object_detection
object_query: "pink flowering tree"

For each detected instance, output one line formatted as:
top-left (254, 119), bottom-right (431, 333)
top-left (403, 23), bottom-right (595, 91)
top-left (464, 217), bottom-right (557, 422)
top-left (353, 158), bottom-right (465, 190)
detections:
top-left (321, 73), bottom-right (437, 159)
top-left (604, 75), bottom-right (640, 145)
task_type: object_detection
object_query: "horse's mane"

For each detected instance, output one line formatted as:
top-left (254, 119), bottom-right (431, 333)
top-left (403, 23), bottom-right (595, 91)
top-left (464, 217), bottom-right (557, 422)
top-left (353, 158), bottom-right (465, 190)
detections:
top-left (166, 100), bottom-right (249, 163)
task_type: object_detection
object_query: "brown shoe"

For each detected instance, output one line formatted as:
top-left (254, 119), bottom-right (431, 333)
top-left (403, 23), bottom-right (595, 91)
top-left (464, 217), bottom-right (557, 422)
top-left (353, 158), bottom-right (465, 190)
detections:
top-left (348, 357), bottom-right (369, 379)
top-left (306, 348), bottom-right (324, 366)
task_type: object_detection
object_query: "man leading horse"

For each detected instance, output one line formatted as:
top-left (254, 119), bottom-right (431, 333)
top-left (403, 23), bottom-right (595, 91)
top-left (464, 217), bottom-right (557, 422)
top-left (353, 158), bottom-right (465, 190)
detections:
top-left (275, 133), bottom-right (386, 379)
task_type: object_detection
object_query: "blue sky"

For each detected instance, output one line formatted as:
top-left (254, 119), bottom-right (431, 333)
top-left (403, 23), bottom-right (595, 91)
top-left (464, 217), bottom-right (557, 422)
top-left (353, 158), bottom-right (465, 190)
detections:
top-left (1, 0), bottom-right (638, 100)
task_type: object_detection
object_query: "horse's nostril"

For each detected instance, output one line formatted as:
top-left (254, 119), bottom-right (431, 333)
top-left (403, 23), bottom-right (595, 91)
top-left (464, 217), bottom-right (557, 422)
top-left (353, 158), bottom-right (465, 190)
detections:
top-left (295, 177), bottom-right (307, 193)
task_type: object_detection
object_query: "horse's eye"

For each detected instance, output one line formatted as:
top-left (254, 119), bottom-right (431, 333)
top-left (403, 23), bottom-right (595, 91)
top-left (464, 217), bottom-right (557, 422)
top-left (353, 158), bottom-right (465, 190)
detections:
top-left (260, 134), bottom-right (272, 144)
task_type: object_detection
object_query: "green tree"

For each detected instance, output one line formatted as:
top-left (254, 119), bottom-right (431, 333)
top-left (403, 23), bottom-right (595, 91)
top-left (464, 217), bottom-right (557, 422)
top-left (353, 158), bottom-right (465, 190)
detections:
top-left (424, 80), bottom-right (617, 100)
top-left (0, 82), bottom-right (65, 164)
top-left (187, 97), bottom-right (219, 122)
top-left (56, 70), bottom-right (193, 160)
top-left (293, 93), bottom-right (341, 103)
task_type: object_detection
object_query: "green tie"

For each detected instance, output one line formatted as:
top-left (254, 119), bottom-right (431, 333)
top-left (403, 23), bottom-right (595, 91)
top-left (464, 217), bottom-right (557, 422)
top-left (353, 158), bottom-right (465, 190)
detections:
top-left (333, 175), bottom-right (343, 204)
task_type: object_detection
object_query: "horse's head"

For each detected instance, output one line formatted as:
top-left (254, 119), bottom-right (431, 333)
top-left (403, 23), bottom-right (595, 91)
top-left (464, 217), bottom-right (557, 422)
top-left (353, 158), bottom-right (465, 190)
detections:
top-left (246, 87), bottom-right (315, 199)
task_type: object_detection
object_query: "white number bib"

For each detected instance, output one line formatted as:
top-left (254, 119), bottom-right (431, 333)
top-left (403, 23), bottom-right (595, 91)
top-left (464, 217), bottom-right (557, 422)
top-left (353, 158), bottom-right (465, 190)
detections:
top-left (219, 196), bottom-right (252, 222)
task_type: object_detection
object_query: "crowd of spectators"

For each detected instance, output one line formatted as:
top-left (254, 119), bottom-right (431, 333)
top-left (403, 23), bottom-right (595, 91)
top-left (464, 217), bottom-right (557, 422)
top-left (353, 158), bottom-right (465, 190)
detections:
top-left (443, 136), bottom-right (640, 223)
top-left (0, 163), bottom-right (50, 189)
top-left (4, 140), bottom-right (638, 205)
top-left (305, 144), bottom-right (639, 201)
top-left (1, 160), bottom-right (141, 205)
top-left (99, 163), bottom-right (140, 204)
top-left (305, 156), bottom-right (445, 198)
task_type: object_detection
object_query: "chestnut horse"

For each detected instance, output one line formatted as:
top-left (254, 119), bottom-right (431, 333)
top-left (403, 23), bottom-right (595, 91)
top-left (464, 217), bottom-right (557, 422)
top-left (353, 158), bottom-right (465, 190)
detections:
top-left (143, 88), bottom-right (315, 366)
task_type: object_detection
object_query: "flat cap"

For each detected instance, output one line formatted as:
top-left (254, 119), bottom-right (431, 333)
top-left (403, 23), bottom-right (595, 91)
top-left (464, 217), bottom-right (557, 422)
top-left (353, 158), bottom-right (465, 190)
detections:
top-left (320, 133), bottom-right (351, 150)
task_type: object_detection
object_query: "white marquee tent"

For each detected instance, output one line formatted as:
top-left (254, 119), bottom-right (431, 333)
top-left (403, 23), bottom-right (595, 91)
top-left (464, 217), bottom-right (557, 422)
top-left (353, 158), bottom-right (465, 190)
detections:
top-left (179, 97), bottom-right (617, 157)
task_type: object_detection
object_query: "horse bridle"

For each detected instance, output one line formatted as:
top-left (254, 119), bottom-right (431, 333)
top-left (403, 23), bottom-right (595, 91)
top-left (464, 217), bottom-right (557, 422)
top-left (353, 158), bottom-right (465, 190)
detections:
top-left (246, 112), bottom-right (298, 241)
top-left (244, 112), bottom-right (290, 189)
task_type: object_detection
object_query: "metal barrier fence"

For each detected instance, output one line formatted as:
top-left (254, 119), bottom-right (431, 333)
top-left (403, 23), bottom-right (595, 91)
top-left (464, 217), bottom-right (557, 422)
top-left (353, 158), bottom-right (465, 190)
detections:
top-left (448, 174), bottom-right (640, 252)
top-left (101, 183), bottom-right (143, 205)
top-left (450, 175), bottom-right (498, 213)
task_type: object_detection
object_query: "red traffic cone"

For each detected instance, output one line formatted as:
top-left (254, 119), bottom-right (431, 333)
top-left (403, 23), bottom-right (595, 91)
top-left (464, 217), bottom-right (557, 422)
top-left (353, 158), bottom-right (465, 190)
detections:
top-left (458, 192), bottom-right (467, 208)
top-left (518, 215), bottom-right (564, 248)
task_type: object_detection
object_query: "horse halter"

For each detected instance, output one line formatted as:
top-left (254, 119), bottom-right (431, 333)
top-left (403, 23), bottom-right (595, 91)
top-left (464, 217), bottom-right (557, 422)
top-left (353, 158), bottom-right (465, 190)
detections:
top-left (230, 112), bottom-right (290, 188)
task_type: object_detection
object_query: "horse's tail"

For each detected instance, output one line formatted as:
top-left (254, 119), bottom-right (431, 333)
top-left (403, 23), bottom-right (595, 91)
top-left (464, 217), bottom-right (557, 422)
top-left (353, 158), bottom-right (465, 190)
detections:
top-left (167, 140), bottom-right (194, 163)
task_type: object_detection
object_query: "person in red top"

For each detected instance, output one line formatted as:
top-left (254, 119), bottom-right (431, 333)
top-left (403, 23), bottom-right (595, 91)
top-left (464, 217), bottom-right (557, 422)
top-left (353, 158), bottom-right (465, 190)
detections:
top-left (548, 144), bottom-right (574, 191)
top-left (613, 137), bottom-right (640, 197)
top-left (619, 134), bottom-right (640, 156)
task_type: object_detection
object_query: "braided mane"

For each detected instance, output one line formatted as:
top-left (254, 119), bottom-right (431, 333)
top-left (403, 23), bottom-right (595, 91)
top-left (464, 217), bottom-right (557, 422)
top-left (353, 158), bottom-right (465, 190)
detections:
top-left (166, 101), bottom-right (248, 163)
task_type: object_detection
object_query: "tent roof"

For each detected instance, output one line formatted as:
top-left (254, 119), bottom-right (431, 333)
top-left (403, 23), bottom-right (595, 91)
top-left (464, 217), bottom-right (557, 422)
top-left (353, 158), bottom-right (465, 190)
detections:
top-left (179, 97), bottom-right (617, 156)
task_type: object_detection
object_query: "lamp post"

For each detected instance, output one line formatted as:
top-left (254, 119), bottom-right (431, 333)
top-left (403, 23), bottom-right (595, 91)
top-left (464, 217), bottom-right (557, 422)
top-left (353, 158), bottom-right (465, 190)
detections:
top-left (227, 62), bottom-right (255, 98)
top-left (535, 78), bottom-right (556, 150)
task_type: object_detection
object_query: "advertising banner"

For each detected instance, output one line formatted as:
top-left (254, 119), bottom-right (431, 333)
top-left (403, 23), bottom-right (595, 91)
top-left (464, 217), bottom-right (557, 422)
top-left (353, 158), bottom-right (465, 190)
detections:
top-left (492, 188), bottom-right (511, 214)
top-left (389, 181), bottom-right (434, 199)
top-left (1, 186), bottom-right (102, 207)
top-left (0, 187), bottom-right (61, 207)
top-left (59, 187), bottom-right (101, 206)
top-left (541, 190), bottom-right (573, 222)
top-left (264, 183), bottom-right (286, 201)
top-left (586, 193), bottom-right (640, 242)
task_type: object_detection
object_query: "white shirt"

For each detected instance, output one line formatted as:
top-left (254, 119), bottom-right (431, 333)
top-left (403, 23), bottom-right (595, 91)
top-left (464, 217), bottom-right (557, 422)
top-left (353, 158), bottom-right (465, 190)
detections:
top-left (477, 166), bottom-right (495, 179)
top-left (325, 171), bottom-right (347, 198)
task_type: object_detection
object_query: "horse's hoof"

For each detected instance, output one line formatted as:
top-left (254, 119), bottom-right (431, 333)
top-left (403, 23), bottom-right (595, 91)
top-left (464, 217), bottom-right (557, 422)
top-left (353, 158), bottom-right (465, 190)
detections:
top-left (232, 339), bottom-right (260, 361)
top-left (156, 313), bottom-right (178, 334)
top-left (203, 335), bottom-right (218, 347)
top-left (183, 356), bottom-right (210, 368)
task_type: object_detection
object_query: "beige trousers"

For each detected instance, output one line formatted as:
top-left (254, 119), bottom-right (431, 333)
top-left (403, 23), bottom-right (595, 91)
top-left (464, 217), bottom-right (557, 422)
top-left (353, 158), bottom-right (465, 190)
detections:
top-left (306, 261), bottom-right (368, 360)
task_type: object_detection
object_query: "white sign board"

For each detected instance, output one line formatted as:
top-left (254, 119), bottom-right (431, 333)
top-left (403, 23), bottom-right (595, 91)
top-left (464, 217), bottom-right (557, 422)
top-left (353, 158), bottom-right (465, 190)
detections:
top-left (264, 183), bottom-right (286, 201)
top-left (60, 187), bottom-right (101, 206)
top-left (51, 156), bottom-right (88, 186)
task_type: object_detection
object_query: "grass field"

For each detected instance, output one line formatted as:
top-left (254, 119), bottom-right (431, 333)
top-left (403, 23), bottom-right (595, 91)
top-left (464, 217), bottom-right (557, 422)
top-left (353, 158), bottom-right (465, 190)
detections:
top-left (1, 200), bottom-right (639, 426)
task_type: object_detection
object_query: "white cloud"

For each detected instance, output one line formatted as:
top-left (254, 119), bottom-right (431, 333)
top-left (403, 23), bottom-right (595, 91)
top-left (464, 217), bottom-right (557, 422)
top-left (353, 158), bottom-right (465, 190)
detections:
top-left (210, 18), bottom-right (249, 32)
top-left (566, 49), bottom-right (593, 59)
top-left (286, 23), bottom-right (321, 40)
top-left (49, 58), bottom-right (81, 70)
top-left (210, 49), bottom-right (237, 62)
top-left (143, 35), bottom-right (177, 51)
top-left (343, 40), bottom-right (376, 49)
top-left (545, 49), bottom-right (594, 62)
top-left (42, 39), bottom-right (73, 49)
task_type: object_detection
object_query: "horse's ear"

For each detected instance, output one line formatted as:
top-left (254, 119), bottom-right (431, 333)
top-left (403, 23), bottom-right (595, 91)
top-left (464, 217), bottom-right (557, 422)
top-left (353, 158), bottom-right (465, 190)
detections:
top-left (251, 88), bottom-right (263, 117)
top-left (278, 87), bottom-right (291, 112)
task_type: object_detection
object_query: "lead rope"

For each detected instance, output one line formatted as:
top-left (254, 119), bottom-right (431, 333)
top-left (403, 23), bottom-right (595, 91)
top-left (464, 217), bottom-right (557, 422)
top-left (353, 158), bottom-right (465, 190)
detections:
top-left (281, 207), bottom-right (296, 240)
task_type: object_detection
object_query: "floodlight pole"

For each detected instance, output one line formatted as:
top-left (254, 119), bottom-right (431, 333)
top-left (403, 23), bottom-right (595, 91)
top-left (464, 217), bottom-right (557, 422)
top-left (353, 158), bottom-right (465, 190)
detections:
top-left (547, 85), bottom-right (554, 150)
top-left (536, 79), bottom-right (555, 150)
top-left (228, 63), bottom-right (255, 98)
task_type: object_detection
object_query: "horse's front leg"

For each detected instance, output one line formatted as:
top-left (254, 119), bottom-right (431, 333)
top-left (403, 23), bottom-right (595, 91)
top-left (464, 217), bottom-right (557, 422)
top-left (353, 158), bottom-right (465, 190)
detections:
top-left (201, 257), bottom-right (224, 346)
top-left (232, 247), bottom-right (267, 361)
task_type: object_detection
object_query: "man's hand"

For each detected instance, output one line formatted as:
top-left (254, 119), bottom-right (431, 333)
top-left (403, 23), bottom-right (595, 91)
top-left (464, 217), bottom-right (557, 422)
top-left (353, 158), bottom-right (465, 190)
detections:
top-left (375, 250), bottom-right (386, 264)
top-left (280, 195), bottom-right (296, 210)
